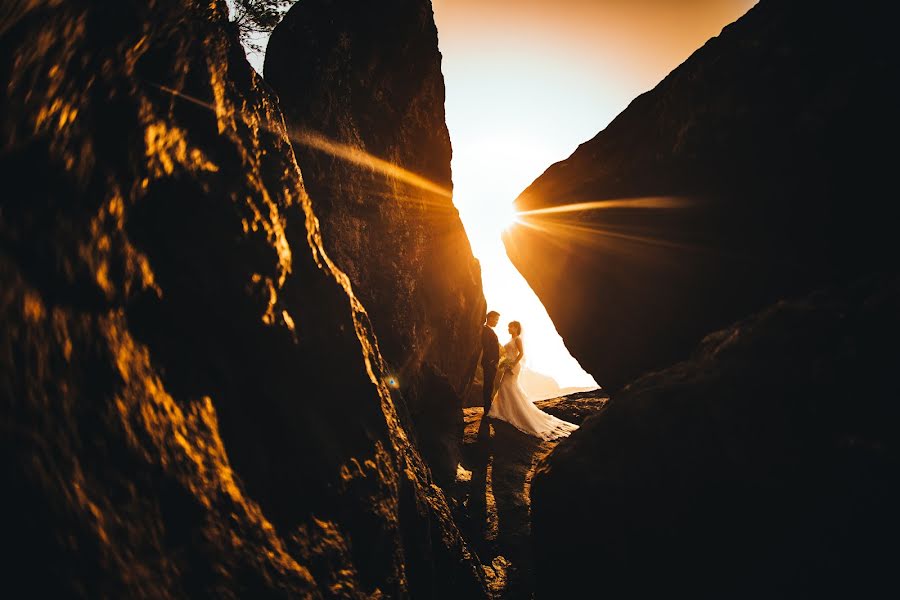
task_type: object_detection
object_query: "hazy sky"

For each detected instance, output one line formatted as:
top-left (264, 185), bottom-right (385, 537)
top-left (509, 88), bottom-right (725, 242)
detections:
top-left (432, 0), bottom-right (757, 387)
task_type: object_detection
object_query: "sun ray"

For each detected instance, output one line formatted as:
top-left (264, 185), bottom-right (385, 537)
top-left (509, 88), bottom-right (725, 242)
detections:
top-left (515, 216), bottom-right (703, 253)
top-left (516, 196), bottom-right (693, 217)
top-left (149, 81), bottom-right (453, 205)
top-left (287, 128), bottom-right (453, 200)
top-left (149, 82), bottom-right (219, 112)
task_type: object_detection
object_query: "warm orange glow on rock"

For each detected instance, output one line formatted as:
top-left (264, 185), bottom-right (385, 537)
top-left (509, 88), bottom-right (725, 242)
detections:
top-left (287, 128), bottom-right (453, 202)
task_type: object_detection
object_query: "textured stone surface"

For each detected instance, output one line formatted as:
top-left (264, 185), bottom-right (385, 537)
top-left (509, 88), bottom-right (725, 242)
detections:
top-left (0, 1), bottom-right (485, 597)
top-left (265, 0), bottom-right (484, 484)
top-left (531, 278), bottom-right (900, 598)
top-left (505, 0), bottom-right (900, 391)
top-left (452, 393), bottom-right (608, 599)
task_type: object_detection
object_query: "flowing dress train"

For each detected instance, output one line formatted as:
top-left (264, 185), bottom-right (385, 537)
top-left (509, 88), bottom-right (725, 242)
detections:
top-left (486, 338), bottom-right (579, 440)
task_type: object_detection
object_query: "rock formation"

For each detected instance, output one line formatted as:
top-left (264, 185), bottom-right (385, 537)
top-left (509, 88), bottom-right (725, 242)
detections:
top-left (264, 0), bottom-right (484, 485)
top-left (0, 1), bottom-right (485, 596)
top-left (531, 277), bottom-right (900, 597)
top-left (505, 0), bottom-right (900, 391)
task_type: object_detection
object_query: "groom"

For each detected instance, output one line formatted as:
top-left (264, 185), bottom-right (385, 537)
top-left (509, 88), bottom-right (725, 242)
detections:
top-left (481, 311), bottom-right (501, 412)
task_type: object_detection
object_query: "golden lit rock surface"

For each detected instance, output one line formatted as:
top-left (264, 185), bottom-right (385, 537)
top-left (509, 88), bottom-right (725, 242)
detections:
top-left (265, 0), bottom-right (485, 486)
top-left (1, 1), bottom-right (485, 596)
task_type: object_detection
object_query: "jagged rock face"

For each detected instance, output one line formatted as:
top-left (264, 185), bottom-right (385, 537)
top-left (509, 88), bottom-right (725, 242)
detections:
top-left (505, 0), bottom-right (900, 391)
top-left (531, 277), bottom-right (900, 598)
top-left (0, 1), bottom-right (486, 597)
top-left (264, 0), bottom-right (485, 484)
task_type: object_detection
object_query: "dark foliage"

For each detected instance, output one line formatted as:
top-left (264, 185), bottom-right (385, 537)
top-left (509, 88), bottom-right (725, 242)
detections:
top-left (230, 0), bottom-right (295, 50)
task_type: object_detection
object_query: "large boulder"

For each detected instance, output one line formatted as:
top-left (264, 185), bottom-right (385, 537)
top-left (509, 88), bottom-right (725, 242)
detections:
top-left (264, 0), bottom-right (485, 484)
top-left (505, 0), bottom-right (900, 391)
top-left (0, 1), bottom-right (485, 597)
top-left (531, 277), bottom-right (900, 597)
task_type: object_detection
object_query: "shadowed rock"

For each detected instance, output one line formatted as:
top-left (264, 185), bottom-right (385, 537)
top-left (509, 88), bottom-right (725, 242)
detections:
top-left (0, 1), bottom-right (485, 597)
top-left (451, 393), bottom-right (608, 599)
top-left (265, 0), bottom-right (484, 485)
top-left (511, 1), bottom-right (900, 596)
top-left (505, 0), bottom-right (900, 391)
top-left (531, 277), bottom-right (900, 598)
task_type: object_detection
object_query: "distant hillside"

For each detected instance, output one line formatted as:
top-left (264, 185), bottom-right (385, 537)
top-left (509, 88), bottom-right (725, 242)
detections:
top-left (519, 367), bottom-right (597, 401)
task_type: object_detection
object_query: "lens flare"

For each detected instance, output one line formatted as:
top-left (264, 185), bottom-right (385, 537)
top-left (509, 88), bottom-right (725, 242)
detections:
top-left (149, 82), bottom-right (218, 112)
top-left (287, 128), bottom-right (452, 201)
top-left (510, 195), bottom-right (704, 254)
top-left (516, 196), bottom-right (693, 218)
top-left (499, 200), bottom-right (520, 231)
top-left (149, 81), bottom-right (453, 205)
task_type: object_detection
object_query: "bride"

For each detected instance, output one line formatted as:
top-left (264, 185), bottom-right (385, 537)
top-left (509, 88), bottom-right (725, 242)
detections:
top-left (485, 321), bottom-right (579, 440)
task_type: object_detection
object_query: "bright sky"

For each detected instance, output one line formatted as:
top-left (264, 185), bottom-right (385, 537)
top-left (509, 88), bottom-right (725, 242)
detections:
top-left (431, 0), bottom-right (757, 388)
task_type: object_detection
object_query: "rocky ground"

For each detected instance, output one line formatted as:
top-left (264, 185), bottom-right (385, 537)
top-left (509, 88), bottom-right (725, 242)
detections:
top-left (449, 392), bottom-right (609, 599)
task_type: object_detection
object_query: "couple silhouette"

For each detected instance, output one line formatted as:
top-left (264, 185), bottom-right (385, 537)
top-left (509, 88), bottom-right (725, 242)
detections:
top-left (480, 311), bottom-right (577, 440)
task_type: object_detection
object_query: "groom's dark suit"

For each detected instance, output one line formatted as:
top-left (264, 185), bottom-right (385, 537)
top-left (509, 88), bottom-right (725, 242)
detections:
top-left (481, 324), bottom-right (500, 411)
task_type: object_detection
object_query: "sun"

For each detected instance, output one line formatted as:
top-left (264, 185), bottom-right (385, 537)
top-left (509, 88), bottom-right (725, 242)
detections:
top-left (499, 201), bottom-right (520, 232)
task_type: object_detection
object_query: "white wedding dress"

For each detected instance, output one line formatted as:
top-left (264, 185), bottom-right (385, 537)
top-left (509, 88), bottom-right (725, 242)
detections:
top-left (486, 337), bottom-right (579, 440)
